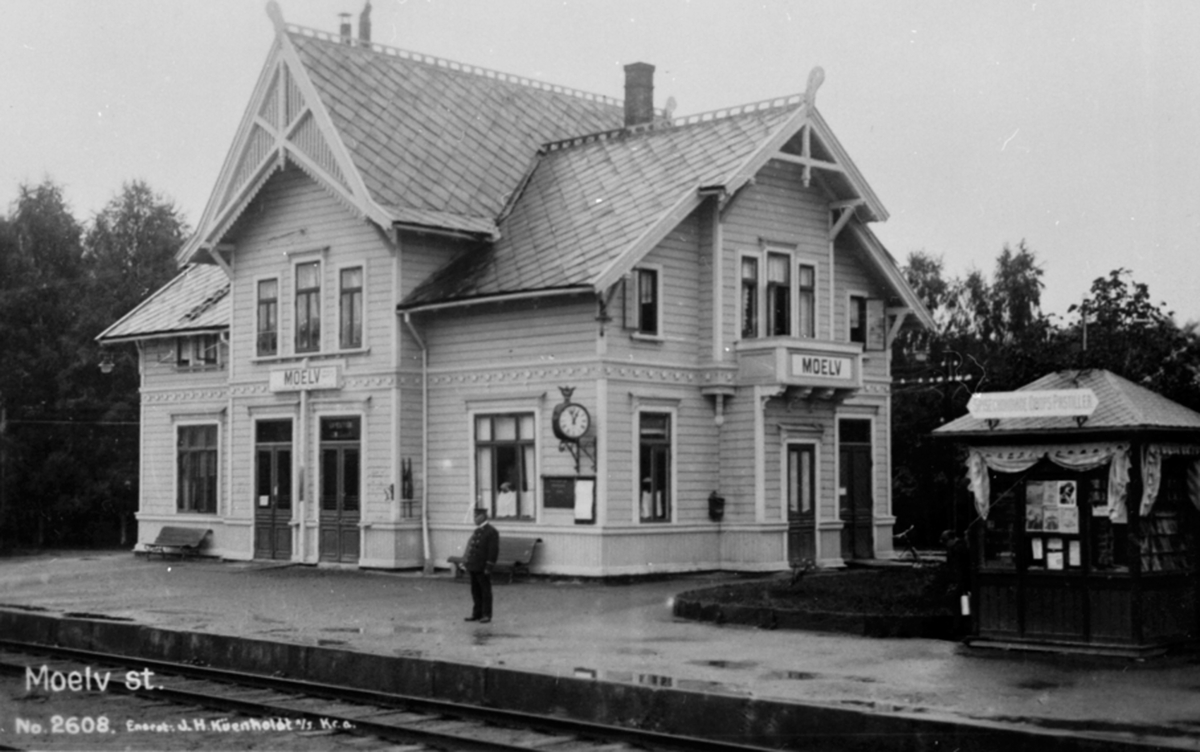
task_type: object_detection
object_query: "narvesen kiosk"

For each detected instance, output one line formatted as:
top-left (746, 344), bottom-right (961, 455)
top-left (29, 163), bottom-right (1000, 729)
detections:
top-left (935, 369), bottom-right (1200, 655)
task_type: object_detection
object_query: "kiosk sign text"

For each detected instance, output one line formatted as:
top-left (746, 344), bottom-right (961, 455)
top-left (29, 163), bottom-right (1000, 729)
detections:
top-left (967, 389), bottom-right (1098, 420)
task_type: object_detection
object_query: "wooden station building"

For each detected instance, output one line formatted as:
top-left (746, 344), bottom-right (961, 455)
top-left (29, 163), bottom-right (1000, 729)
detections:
top-left (935, 369), bottom-right (1200, 654)
top-left (97, 3), bottom-right (932, 575)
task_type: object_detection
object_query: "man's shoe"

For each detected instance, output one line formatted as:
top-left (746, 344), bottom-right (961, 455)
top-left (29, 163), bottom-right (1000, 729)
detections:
top-left (479, 617), bottom-right (491, 623)
top-left (464, 616), bottom-right (481, 622)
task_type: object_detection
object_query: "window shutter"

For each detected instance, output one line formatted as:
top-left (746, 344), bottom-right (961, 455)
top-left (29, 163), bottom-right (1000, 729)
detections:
top-left (622, 273), bottom-right (638, 330)
top-left (866, 298), bottom-right (886, 350)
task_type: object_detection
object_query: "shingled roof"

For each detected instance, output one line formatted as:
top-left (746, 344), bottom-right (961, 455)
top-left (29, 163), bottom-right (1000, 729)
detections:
top-left (288, 30), bottom-right (625, 226)
top-left (934, 369), bottom-right (1200, 438)
top-left (97, 264), bottom-right (229, 343)
top-left (401, 102), bottom-right (804, 308)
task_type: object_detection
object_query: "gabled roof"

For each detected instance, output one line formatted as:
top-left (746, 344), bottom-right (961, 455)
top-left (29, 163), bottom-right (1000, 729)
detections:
top-left (934, 369), bottom-right (1200, 437)
top-left (96, 264), bottom-right (229, 343)
top-left (401, 101), bottom-right (803, 308)
top-left (179, 4), bottom-right (624, 263)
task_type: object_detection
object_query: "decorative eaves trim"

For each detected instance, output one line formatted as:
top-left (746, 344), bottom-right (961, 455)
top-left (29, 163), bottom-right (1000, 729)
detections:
top-left (591, 188), bottom-right (707, 293)
top-left (845, 222), bottom-right (934, 331)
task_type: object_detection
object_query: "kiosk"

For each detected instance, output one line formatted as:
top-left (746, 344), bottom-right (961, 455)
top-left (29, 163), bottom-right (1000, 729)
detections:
top-left (935, 369), bottom-right (1200, 654)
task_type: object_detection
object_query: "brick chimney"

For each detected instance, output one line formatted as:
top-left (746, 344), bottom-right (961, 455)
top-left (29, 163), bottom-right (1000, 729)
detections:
top-left (358, 1), bottom-right (372, 44)
top-left (623, 62), bottom-right (655, 127)
top-left (339, 13), bottom-right (352, 44)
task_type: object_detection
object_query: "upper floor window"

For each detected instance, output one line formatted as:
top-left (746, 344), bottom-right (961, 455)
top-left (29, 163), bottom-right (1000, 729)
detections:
top-left (849, 295), bottom-right (868, 344)
top-left (766, 252), bottom-right (791, 336)
top-left (849, 295), bottom-right (886, 349)
top-left (475, 414), bottom-right (536, 520)
top-left (295, 261), bottom-right (321, 353)
top-left (741, 257), bottom-right (759, 338)
top-left (339, 266), bottom-right (363, 349)
top-left (623, 267), bottom-right (661, 336)
top-left (177, 424), bottom-right (218, 514)
top-left (176, 334), bottom-right (220, 368)
top-left (798, 264), bottom-right (816, 338)
top-left (743, 250), bottom-right (817, 340)
top-left (257, 279), bottom-right (278, 356)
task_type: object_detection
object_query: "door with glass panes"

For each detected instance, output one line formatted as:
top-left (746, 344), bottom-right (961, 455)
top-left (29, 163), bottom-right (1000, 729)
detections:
top-left (787, 443), bottom-right (817, 563)
top-left (319, 417), bottom-right (360, 563)
top-left (254, 420), bottom-right (293, 560)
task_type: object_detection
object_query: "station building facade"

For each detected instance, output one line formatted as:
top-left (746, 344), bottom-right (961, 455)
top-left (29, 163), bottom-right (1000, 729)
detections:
top-left (98, 3), bottom-right (932, 575)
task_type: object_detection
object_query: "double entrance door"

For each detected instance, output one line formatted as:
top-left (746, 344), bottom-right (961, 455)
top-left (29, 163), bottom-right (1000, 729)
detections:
top-left (785, 419), bottom-right (876, 564)
top-left (253, 416), bottom-right (361, 563)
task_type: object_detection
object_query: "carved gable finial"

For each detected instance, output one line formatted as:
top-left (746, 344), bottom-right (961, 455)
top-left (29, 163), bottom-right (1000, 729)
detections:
top-left (805, 66), bottom-right (825, 109)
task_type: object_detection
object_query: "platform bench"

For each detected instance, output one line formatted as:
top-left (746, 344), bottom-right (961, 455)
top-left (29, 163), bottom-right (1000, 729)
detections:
top-left (448, 536), bottom-right (541, 583)
top-left (144, 526), bottom-right (211, 559)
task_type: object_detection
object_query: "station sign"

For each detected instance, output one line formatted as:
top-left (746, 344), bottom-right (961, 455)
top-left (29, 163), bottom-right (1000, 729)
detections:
top-left (269, 365), bottom-right (340, 392)
top-left (791, 354), bottom-right (854, 382)
top-left (967, 389), bottom-right (1098, 420)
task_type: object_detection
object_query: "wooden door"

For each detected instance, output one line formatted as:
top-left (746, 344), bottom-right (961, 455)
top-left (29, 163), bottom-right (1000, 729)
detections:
top-left (838, 420), bottom-right (874, 561)
top-left (319, 417), bottom-right (360, 563)
top-left (786, 444), bottom-right (816, 563)
top-left (253, 420), bottom-right (292, 560)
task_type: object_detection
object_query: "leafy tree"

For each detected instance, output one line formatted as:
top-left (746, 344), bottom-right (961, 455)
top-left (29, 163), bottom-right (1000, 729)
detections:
top-left (1068, 268), bottom-right (1200, 410)
top-left (0, 179), bottom-right (188, 550)
top-left (0, 180), bottom-right (87, 547)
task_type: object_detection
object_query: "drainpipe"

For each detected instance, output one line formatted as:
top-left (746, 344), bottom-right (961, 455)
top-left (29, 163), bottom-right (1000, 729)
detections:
top-left (403, 312), bottom-right (432, 574)
top-left (298, 367), bottom-right (309, 564)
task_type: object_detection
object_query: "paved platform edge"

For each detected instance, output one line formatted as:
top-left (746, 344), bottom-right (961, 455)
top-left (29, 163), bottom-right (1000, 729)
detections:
top-left (0, 608), bottom-right (1167, 752)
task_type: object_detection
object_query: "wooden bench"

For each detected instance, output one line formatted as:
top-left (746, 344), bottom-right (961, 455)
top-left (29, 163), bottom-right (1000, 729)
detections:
top-left (448, 536), bottom-right (541, 583)
top-left (144, 526), bottom-right (211, 559)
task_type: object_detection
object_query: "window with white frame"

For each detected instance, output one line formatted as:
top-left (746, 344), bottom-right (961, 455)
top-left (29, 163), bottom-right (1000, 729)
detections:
top-left (849, 295), bottom-right (868, 344)
top-left (475, 413), bottom-right (536, 520)
top-left (741, 257), bottom-right (759, 338)
top-left (742, 250), bottom-right (818, 340)
top-left (766, 252), bottom-right (791, 336)
top-left (257, 278), bottom-right (278, 356)
top-left (638, 412), bottom-right (672, 522)
top-left (797, 264), bottom-right (816, 338)
top-left (177, 424), bottom-right (218, 514)
top-left (295, 261), bottom-right (321, 353)
top-left (624, 267), bottom-right (661, 336)
top-left (339, 266), bottom-right (363, 349)
top-left (176, 334), bottom-right (220, 368)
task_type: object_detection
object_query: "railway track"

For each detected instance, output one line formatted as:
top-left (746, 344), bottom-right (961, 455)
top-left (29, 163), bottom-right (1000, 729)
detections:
top-left (0, 639), bottom-right (778, 751)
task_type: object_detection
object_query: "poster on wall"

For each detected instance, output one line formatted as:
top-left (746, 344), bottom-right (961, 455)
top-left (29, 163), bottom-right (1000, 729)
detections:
top-left (1031, 538), bottom-right (1044, 560)
top-left (1057, 480), bottom-right (1077, 506)
top-left (574, 478), bottom-right (596, 523)
top-left (1046, 537), bottom-right (1064, 570)
top-left (1057, 506), bottom-right (1079, 534)
top-left (1043, 507), bottom-right (1060, 533)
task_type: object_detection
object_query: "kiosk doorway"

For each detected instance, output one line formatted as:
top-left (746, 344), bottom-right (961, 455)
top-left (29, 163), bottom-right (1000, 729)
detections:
top-left (319, 416), bottom-right (361, 563)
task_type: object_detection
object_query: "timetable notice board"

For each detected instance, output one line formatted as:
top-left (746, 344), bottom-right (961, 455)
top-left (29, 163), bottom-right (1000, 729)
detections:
top-left (543, 476), bottom-right (596, 524)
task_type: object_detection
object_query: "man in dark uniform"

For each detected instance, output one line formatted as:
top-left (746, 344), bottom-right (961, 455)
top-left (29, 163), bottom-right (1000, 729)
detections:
top-left (463, 508), bottom-right (499, 623)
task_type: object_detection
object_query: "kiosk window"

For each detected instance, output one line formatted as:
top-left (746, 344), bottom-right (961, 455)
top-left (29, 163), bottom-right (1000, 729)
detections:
top-left (981, 473), bottom-right (1019, 570)
top-left (1140, 458), bottom-right (1195, 573)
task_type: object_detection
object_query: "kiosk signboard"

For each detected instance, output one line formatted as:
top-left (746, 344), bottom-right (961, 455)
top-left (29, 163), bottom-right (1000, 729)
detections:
top-left (968, 389), bottom-right (1098, 420)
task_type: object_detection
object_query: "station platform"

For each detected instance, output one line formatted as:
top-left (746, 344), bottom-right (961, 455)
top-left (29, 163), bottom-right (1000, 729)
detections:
top-left (1, 550), bottom-right (1197, 750)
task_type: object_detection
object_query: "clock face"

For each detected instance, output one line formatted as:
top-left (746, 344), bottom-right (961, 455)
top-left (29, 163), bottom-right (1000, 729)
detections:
top-left (556, 403), bottom-right (590, 440)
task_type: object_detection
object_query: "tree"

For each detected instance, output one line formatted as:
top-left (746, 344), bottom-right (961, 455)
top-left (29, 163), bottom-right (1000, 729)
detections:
top-left (1069, 268), bottom-right (1200, 410)
top-left (0, 179), bottom-right (189, 550)
top-left (85, 180), bottom-right (189, 326)
top-left (0, 180), bottom-right (87, 547)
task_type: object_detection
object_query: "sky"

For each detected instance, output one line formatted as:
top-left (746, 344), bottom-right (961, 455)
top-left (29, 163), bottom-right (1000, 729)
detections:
top-left (3, 0), bottom-right (1199, 325)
